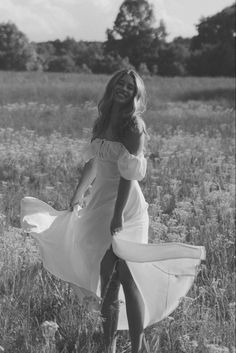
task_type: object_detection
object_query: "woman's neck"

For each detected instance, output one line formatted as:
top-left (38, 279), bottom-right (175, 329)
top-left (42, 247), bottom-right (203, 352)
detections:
top-left (110, 103), bottom-right (122, 126)
top-left (102, 103), bottom-right (122, 140)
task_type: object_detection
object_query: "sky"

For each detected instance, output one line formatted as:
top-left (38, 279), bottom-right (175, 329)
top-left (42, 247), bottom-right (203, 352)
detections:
top-left (0, 0), bottom-right (234, 43)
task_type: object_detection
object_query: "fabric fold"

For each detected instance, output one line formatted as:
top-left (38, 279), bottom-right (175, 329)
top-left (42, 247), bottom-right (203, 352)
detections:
top-left (20, 138), bottom-right (205, 330)
top-left (112, 237), bottom-right (205, 264)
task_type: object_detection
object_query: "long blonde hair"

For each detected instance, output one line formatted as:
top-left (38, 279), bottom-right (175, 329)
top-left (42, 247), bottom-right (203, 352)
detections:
top-left (92, 69), bottom-right (147, 141)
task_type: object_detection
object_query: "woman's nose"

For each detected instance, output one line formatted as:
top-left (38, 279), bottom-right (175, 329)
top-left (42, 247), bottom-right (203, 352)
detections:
top-left (122, 84), bottom-right (129, 91)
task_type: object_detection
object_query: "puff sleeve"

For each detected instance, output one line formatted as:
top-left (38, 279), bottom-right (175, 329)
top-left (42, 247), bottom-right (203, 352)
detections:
top-left (81, 141), bottom-right (96, 163)
top-left (117, 150), bottom-right (147, 181)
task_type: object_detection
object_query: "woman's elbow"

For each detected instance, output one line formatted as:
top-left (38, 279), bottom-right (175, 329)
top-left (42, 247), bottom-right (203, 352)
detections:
top-left (120, 176), bottom-right (133, 186)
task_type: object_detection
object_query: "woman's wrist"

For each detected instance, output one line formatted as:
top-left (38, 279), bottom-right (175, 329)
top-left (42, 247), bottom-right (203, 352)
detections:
top-left (70, 190), bottom-right (83, 205)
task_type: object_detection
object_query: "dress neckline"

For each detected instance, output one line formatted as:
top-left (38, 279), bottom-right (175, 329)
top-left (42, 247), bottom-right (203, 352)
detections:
top-left (94, 137), bottom-right (123, 145)
top-left (93, 138), bottom-right (143, 158)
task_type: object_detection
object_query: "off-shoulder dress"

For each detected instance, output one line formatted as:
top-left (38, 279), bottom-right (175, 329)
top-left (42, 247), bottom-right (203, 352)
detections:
top-left (21, 138), bottom-right (205, 330)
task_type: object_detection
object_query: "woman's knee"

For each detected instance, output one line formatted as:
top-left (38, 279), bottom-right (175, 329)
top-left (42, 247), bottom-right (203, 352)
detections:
top-left (100, 247), bottom-right (118, 277)
top-left (100, 247), bottom-right (120, 297)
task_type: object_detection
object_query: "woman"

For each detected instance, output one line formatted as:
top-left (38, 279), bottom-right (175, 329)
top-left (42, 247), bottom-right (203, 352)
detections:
top-left (21, 69), bottom-right (205, 353)
top-left (70, 69), bottom-right (149, 352)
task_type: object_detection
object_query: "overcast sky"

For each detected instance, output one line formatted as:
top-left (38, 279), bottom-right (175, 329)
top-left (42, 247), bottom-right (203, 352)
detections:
top-left (0, 0), bottom-right (234, 42)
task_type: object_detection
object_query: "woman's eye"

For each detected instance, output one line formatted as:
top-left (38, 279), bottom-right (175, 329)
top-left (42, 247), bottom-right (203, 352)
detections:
top-left (116, 80), bottom-right (135, 91)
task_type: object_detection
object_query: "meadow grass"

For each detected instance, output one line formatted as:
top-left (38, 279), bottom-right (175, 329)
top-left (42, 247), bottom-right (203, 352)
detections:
top-left (0, 72), bottom-right (235, 352)
top-left (0, 72), bottom-right (234, 138)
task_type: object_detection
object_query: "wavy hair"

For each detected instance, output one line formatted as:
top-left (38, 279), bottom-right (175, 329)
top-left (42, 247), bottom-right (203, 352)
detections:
top-left (92, 69), bottom-right (147, 141)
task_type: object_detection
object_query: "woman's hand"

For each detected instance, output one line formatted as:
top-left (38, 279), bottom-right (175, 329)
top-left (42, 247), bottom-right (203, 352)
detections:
top-left (69, 193), bottom-right (83, 211)
top-left (110, 213), bottom-right (124, 236)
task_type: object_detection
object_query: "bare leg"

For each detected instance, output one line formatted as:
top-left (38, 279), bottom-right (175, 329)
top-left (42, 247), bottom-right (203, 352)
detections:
top-left (118, 260), bottom-right (145, 353)
top-left (100, 247), bottom-right (120, 352)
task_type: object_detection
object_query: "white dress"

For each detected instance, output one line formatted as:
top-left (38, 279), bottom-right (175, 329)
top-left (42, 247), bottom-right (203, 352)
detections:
top-left (20, 138), bottom-right (205, 330)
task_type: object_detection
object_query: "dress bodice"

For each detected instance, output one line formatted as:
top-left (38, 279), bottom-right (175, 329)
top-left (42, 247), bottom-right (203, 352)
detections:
top-left (82, 138), bottom-right (147, 181)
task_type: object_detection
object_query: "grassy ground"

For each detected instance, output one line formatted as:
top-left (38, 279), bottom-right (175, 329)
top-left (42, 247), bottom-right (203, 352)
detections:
top-left (0, 72), bottom-right (235, 352)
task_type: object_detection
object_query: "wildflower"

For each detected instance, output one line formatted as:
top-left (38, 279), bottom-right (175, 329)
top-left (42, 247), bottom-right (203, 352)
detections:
top-left (41, 321), bottom-right (59, 346)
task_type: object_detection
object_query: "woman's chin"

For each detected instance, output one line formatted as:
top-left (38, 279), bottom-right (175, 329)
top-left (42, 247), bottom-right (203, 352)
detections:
top-left (113, 97), bottom-right (130, 106)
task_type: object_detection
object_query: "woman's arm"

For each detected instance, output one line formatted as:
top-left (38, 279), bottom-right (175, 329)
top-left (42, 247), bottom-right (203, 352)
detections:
top-left (110, 129), bottom-right (145, 235)
top-left (70, 158), bottom-right (96, 209)
top-left (110, 177), bottom-right (132, 234)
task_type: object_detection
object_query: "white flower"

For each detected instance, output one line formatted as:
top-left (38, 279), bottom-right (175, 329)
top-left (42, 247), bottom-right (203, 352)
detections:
top-left (41, 320), bottom-right (59, 342)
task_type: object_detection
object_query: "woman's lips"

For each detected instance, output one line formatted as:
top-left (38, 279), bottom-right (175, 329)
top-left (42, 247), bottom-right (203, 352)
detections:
top-left (116, 90), bottom-right (128, 98)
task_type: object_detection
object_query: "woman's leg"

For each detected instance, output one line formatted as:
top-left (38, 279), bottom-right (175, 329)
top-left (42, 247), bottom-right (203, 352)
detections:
top-left (118, 260), bottom-right (145, 353)
top-left (100, 247), bottom-right (120, 352)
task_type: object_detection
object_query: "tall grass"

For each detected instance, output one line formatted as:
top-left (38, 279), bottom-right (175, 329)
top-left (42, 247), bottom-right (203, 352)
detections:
top-left (0, 72), bottom-right (234, 106)
top-left (0, 72), bottom-right (235, 352)
top-left (0, 72), bottom-right (234, 138)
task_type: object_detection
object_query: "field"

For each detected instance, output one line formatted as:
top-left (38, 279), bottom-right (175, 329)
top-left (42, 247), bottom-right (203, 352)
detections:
top-left (0, 71), bottom-right (235, 353)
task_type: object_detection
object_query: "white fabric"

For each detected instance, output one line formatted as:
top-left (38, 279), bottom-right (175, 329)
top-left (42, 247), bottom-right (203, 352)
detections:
top-left (20, 138), bottom-right (205, 330)
top-left (81, 141), bottom-right (96, 163)
top-left (117, 150), bottom-right (147, 181)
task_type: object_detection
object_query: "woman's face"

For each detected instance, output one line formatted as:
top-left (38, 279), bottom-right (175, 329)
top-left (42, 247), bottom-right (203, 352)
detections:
top-left (113, 74), bottom-right (136, 105)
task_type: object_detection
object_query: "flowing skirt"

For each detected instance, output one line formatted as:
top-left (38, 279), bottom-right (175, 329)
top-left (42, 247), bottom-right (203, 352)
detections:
top-left (21, 196), bottom-right (205, 330)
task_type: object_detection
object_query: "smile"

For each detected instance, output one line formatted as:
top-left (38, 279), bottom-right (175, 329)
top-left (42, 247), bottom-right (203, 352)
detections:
top-left (116, 90), bottom-right (128, 98)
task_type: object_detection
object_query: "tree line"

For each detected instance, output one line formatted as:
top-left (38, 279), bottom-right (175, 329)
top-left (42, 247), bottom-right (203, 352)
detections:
top-left (0, 0), bottom-right (235, 76)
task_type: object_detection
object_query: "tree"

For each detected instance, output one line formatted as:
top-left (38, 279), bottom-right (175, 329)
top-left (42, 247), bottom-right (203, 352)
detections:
top-left (47, 55), bottom-right (77, 72)
top-left (93, 54), bottom-right (134, 74)
top-left (34, 39), bottom-right (104, 73)
top-left (105, 0), bottom-right (167, 69)
top-left (138, 62), bottom-right (151, 76)
top-left (73, 41), bottom-right (104, 72)
top-left (35, 42), bottom-right (56, 71)
top-left (188, 4), bottom-right (235, 76)
top-left (158, 37), bottom-right (191, 76)
top-left (108, 0), bottom-right (155, 39)
top-left (0, 22), bottom-right (37, 70)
